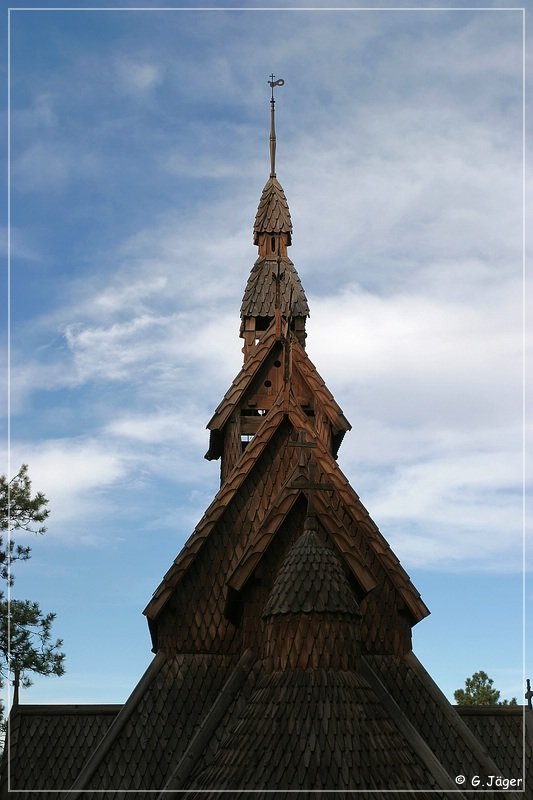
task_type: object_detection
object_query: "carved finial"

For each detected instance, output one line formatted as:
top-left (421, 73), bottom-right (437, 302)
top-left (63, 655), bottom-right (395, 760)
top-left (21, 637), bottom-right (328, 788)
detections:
top-left (268, 75), bottom-right (284, 177)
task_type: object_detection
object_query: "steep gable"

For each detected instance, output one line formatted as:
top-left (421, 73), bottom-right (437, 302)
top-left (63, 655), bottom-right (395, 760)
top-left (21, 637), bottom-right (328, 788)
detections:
top-left (3, 85), bottom-right (526, 800)
top-left (145, 385), bottom-right (428, 663)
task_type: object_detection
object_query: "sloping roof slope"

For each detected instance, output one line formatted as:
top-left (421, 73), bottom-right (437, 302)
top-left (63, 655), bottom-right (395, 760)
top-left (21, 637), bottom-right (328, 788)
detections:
top-left (366, 652), bottom-right (526, 789)
top-left (457, 705), bottom-right (532, 787)
top-left (253, 176), bottom-right (292, 240)
top-left (240, 257), bottom-right (309, 320)
top-left (64, 654), bottom-right (238, 797)
top-left (184, 667), bottom-right (451, 797)
top-left (0, 704), bottom-right (119, 794)
top-left (206, 330), bottom-right (350, 461)
top-left (262, 526), bottom-right (361, 618)
top-left (145, 395), bottom-right (428, 634)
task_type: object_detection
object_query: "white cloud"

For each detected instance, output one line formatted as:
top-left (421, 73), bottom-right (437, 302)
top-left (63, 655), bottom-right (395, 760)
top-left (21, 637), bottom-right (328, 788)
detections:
top-left (7, 7), bottom-right (525, 577)
top-left (7, 438), bottom-right (127, 531)
top-left (115, 57), bottom-right (164, 93)
top-left (3, 225), bottom-right (42, 262)
top-left (308, 280), bottom-right (523, 423)
top-left (11, 92), bottom-right (58, 131)
top-left (60, 306), bottom-right (241, 394)
top-left (11, 141), bottom-right (102, 193)
top-left (105, 410), bottom-right (206, 448)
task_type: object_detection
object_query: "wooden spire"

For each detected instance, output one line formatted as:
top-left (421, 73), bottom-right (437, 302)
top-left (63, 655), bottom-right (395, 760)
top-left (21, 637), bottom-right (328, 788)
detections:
top-left (268, 74), bottom-right (283, 177)
top-left (241, 79), bottom-right (308, 360)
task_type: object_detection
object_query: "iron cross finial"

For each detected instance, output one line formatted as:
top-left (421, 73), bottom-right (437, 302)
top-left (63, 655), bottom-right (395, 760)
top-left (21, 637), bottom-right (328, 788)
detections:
top-left (268, 75), bottom-right (284, 178)
top-left (268, 74), bottom-right (285, 102)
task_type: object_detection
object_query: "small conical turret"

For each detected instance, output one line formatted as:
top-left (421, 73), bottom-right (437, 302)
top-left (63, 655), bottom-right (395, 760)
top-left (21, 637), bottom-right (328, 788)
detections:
top-left (261, 512), bottom-right (362, 671)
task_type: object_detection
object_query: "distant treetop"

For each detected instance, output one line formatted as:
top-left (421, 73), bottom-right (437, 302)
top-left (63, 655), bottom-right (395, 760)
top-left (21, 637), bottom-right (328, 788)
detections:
top-left (454, 670), bottom-right (517, 706)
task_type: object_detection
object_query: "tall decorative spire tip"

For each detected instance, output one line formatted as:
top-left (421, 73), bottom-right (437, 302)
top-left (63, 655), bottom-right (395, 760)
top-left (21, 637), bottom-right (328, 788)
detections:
top-left (268, 74), bottom-right (284, 178)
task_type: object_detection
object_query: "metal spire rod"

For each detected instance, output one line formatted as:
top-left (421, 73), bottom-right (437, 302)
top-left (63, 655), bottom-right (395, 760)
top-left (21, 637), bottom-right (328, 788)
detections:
top-left (268, 74), bottom-right (284, 177)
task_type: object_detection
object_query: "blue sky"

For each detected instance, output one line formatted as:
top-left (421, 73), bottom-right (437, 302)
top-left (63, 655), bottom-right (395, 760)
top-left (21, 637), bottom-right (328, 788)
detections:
top-left (3, 1), bottom-right (529, 710)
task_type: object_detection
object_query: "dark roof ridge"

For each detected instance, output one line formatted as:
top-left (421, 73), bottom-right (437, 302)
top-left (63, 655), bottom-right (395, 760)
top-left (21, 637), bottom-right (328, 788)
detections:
top-left (11, 703), bottom-right (121, 716)
top-left (455, 705), bottom-right (526, 716)
top-left (359, 656), bottom-right (468, 794)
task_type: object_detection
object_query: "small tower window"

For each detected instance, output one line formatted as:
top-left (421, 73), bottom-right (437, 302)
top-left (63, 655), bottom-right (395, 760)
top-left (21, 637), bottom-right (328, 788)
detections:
top-left (271, 236), bottom-right (276, 252)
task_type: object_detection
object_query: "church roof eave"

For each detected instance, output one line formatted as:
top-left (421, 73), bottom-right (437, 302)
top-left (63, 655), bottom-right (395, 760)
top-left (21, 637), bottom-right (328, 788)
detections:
top-left (205, 331), bottom-right (349, 463)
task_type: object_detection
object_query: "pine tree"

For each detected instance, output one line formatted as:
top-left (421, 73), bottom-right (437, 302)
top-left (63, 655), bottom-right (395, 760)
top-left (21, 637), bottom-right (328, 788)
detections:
top-left (454, 670), bottom-right (517, 706)
top-left (0, 465), bottom-right (65, 731)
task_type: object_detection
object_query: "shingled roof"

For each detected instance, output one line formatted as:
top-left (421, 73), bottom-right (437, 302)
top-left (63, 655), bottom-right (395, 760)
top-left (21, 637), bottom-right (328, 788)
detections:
top-left (0, 704), bottom-right (119, 794)
top-left (143, 392), bottom-right (430, 633)
top-left (184, 668), bottom-right (452, 797)
top-left (253, 175), bottom-right (292, 243)
top-left (2, 90), bottom-right (528, 799)
top-left (457, 705), bottom-right (533, 786)
top-left (240, 256), bottom-right (309, 321)
top-left (261, 520), bottom-right (361, 618)
top-left (205, 324), bottom-right (349, 461)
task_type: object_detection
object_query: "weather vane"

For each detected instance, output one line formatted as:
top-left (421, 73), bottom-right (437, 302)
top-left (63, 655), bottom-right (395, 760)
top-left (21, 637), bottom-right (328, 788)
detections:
top-left (268, 75), bottom-right (284, 178)
top-left (269, 74), bottom-right (285, 102)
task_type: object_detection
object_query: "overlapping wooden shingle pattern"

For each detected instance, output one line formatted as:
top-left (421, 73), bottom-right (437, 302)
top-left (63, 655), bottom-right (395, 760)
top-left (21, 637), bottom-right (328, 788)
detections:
top-left (240, 256), bottom-right (309, 319)
top-left (207, 330), bottom-right (350, 469)
top-left (154, 418), bottom-right (305, 654)
top-left (185, 668), bottom-right (447, 797)
top-left (457, 706), bottom-right (532, 785)
top-left (206, 324), bottom-right (279, 441)
top-left (72, 654), bottom-right (237, 797)
top-left (145, 405), bottom-right (292, 623)
top-left (147, 392), bottom-right (428, 647)
top-left (366, 653), bottom-right (516, 785)
top-left (262, 527), bottom-right (360, 618)
top-left (291, 340), bottom-right (351, 444)
top-left (284, 400), bottom-right (429, 629)
top-left (253, 176), bottom-right (292, 238)
top-left (1, 704), bottom-right (119, 795)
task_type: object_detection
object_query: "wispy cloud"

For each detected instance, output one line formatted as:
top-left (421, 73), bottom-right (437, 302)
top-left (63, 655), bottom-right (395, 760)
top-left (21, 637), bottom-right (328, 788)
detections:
top-left (7, 8), bottom-right (524, 573)
top-left (114, 56), bottom-right (164, 93)
top-left (6, 6), bottom-right (527, 711)
top-left (7, 437), bottom-right (127, 529)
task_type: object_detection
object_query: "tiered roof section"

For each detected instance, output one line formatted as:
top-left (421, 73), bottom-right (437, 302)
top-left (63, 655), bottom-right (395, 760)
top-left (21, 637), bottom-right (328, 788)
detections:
top-left (240, 256), bottom-right (308, 322)
top-left (1, 83), bottom-right (529, 799)
top-left (253, 175), bottom-right (293, 243)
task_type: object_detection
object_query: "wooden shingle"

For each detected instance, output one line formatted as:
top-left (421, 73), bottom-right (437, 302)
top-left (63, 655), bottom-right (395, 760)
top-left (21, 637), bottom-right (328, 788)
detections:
top-left (240, 256), bottom-right (309, 320)
top-left (253, 176), bottom-right (292, 242)
top-left (3, 95), bottom-right (527, 800)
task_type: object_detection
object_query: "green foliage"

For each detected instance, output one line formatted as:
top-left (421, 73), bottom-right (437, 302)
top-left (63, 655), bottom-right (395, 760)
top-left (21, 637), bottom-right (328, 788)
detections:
top-left (0, 465), bottom-right (65, 719)
top-left (0, 600), bottom-right (65, 687)
top-left (454, 670), bottom-right (517, 706)
top-left (0, 463), bottom-right (49, 585)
